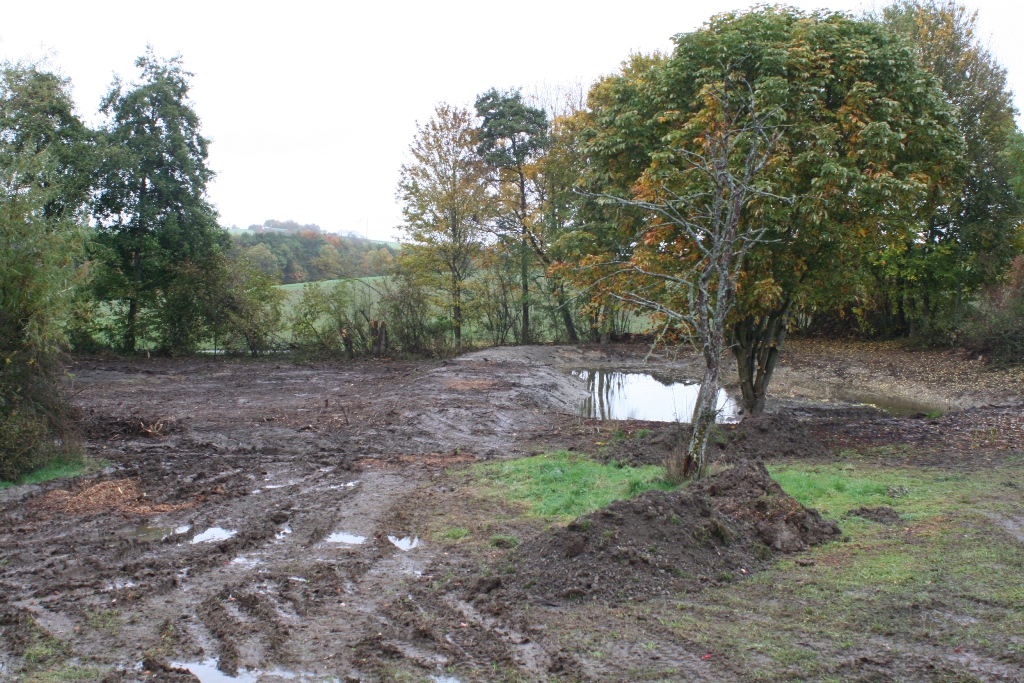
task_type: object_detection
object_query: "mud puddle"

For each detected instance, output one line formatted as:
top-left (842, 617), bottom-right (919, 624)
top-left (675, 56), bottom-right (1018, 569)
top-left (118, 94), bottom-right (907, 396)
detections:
top-left (573, 369), bottom-right (740, 422)
top-left (388, 535), bottom-right (422, 551)
top-left (190, 527), bottom-right (237, 543)
top-left (830, 387), bottom-right (947, 416)
top-left (120, 523), bottom-right (190, 542)
top-left (325, 532), bottom-right (366, 544)
top-left (171, 660), bottom-right (324, 682)
top-left (171, 660), bottom-right (258, 683)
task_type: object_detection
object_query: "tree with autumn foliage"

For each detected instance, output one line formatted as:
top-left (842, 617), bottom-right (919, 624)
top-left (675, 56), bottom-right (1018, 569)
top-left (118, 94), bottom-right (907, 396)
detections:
top-left (588, 77), bottom-right (787, 480)
top-left (569, 7), bottom-right (962, 430)
top-left (871, 0), bottom-right (1024, 340)
top-left (396, 104), bottom-right (490, 350)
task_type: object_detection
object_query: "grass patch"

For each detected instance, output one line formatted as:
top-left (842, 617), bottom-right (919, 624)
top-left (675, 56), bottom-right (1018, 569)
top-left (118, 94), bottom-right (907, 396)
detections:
top-left (438, 526), bottom-right (470, 540)
top-left (768, 462), bottom-right (1004, 519)
top-left (489, 534), bottom-right (520, 549)
top-left (665, 464), bottom-right (1024, 677)
top-left (0, 456), bottom-right (102, 490)
top-left (550, 462), bottom-right (1024, 679)
top-left (473, 451), bottom-right (676, 519)
top-left (22, 666), bottom-right (103, 683)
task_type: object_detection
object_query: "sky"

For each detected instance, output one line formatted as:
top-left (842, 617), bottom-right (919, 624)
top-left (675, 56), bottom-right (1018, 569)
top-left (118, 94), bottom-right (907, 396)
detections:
top-left (3, 0), bottom-right (1023, 241)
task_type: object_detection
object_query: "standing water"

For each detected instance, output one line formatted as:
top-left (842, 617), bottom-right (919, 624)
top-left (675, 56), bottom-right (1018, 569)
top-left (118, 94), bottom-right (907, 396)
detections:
top-left (574, 369), bottom-right (741, 423)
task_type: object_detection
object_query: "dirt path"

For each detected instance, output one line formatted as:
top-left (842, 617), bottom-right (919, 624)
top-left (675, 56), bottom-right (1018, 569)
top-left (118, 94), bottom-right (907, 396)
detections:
top-left (1, 342), bottom-right (1022, 682)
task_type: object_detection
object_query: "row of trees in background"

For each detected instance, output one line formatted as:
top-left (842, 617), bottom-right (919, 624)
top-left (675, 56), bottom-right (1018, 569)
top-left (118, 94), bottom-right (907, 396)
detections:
top-left (234, 230), bottom-right (396, 284)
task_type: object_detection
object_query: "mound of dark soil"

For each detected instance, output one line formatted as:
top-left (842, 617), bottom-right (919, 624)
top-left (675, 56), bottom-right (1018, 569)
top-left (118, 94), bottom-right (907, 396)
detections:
top-left (596, 414), bottom-right (827, 468)
top-left (848, 506), bottom-right (903, 525)
top-left (490, 462), bottom-right (839, 605)
top-left (714, 413), bottom-right (826, 461)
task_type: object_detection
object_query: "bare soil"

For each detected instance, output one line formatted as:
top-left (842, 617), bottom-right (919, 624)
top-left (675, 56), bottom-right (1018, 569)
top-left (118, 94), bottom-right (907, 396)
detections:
top-left (490, 462), bottom-right (839, 605)
top-left (1, 340), bottom-right (1022, 683)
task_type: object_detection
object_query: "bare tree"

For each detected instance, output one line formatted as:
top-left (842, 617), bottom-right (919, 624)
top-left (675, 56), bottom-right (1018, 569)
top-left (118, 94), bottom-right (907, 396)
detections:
top-left (591, 80), bottom-right (786, 481)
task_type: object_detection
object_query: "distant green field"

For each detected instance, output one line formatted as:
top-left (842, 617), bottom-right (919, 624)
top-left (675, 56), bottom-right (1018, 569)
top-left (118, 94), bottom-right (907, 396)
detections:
top-left (275, 276), bottom-right (388, 292)
top-left (275, 277), bottom-right (389, 316)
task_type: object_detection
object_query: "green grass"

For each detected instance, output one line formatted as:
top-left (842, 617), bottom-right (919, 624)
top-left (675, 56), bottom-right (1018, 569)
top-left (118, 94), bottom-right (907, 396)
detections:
top-left (768, 462), bottom-right (1003, 519)
top-left (473, 451), bottom-right (677, 519)
top-left (489, 534), bottom-right (520, 549)
top-left (548, 461), bottom-right (1024, 679)
top-left (21, 666), bottom-right (103, 683)
top-left (438, 526), bottom-right (470, 540)
top-left (666, 463), bottom-right (1024, 676)
top-left (0, 456), bottom-right (102, 490)
top-left (275, 275), bottom-right (388, 292)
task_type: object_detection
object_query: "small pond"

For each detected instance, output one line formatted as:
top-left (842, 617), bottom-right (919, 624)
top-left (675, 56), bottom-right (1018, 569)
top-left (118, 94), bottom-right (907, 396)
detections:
top-left (574, 369), bottom-right (741, 423)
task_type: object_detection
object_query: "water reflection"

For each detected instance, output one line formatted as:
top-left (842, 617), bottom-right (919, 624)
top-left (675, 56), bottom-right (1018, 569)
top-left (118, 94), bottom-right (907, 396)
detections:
top-left (388, 535), bottom-right (422, 551)
top-left (326, 532), bottom-right (366, 545)
top-left (170, 660), bottom-right (258, 683)
top-left (191, 527), bottom-right (237, 544)
top-left (574, 369), bottom-right (740, 423)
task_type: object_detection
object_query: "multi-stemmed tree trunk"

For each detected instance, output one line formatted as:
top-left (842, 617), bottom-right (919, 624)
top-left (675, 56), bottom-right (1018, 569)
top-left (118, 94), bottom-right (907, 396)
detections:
top-left (730, 297), bottom-right (792, 416)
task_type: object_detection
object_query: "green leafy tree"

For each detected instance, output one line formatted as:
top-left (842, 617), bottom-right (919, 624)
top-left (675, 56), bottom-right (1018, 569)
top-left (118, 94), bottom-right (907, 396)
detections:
top-left (875, 0), bottom-right (1022, 338)
top-left (244, 242), bottom-right (282, 279)
top-left (475, 89), bottom-right (548, 344)
top-left (215, 251), bottom-right (284, 355)
top-left (310, 243), bottom-right (344, 280)
top-left (92, 50), bottom-right (227, 353)
top-left (572, 7), bottom-right (961, 421)
top-left (0, 63), bottom-right (94, 218)
top-left (397, 103), bottom-right (489, 350)
top-left (0, 63), bottom-right (89, 479)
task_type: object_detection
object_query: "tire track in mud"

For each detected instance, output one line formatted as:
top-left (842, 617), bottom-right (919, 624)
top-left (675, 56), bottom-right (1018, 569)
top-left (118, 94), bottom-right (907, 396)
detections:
top-left (4, 350), bottom-right (592, 681)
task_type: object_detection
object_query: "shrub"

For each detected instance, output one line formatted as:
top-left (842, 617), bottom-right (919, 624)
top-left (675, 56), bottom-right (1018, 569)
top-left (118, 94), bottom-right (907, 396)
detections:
top-left (961, 256), bottom-right (1024, 365)
top-left (0, 165), bottom-right (84, 479)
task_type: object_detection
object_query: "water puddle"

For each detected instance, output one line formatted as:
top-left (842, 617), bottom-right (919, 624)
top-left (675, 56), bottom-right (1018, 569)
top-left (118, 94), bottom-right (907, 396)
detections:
top-left (171, 660), bottom-right (257, 683)
top-left (122, 524), bottom-right (191, 542)
top-left (388, 535), bottom-right (422, 551)
top-left (191, 527), bottom-right (237, 544)
top-left (830, 388), bottom-right (946, 417)
top-left (325, 532), bottom-right (366, 545)
top-left (328, 480), bottom-right (360, 490)
top-left (230, 556), bottom-right (261, 568)
top-left (573, 369), bottom-right (740, 423)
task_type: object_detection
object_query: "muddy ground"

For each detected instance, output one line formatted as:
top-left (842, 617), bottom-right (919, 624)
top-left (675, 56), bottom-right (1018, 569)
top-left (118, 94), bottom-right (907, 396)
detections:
top-left (1, 340), bottom-right (1022, 683)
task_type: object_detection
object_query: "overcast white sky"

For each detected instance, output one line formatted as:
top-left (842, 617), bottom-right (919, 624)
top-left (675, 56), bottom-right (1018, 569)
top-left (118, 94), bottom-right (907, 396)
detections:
top-left (3, 1), bottom-right (1022, 241)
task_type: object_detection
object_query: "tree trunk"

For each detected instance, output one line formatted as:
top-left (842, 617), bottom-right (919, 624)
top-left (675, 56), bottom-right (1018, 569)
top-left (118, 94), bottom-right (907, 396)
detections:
top-left (453, 282), bottom-right (462, 352)
top-left (556, 282), bottom-right (579, 343)
top-left (730, 298), bottom-right (792, 416)
top-left (125, 297), bottom-right (138, 353)
top-left (520, 227), bottom-right (530, 345)
top-left (667, 357), bottom-right (721, 482)
top-left (124, 250), bottom-right (143, 353)
top-left (340, 327), bottom-right (354, 359)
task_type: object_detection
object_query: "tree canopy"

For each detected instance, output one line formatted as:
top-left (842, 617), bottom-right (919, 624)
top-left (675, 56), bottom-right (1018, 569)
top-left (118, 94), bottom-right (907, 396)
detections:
top-left (91, 50), bottom-right (227, 352)
top-left (568, 6), bottom-right (964, 413)
top-left (874, 0), bottom-right (1023, 338)
top-left (397, 103), bottom-right (489, 349)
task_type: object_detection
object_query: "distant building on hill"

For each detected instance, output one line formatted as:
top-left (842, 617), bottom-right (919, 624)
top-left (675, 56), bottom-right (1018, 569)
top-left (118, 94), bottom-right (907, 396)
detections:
top-left (246, 219), bottom-right (322, 235)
